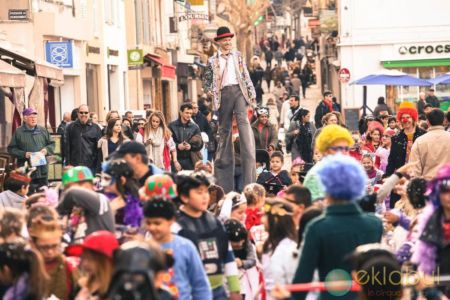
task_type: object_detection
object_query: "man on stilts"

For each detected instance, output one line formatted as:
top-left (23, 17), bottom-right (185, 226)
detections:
top-left (203, 26), bottom-right (257, 193)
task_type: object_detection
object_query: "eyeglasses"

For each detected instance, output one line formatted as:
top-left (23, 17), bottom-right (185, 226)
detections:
top-left (329, 146), bottom-right (350, 152)
top-left (79, 112), bottom-right (89, 115)
top-left (382, 135), bottom-right (391, 138)
top-left (138, 123), bottom-right (145, 126)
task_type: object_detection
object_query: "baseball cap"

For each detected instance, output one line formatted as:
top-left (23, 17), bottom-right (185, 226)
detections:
top-left (115, 141), bottom-right (147, 156)
top-left (62, 166), bottom-right (94, 187)
top-left (23, 108), bottom-right (37, 116)
top-left (65, 230), bottom-right (119, 259)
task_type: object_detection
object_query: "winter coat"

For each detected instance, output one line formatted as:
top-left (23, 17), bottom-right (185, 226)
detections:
top-left (291, 203), bottom-right (383, 300)
top-left (251, 121), bottom-right (278, 151)
top-left (373, 103), bottom-right (393, 117)
top-left (168, 119), bottom-right (203, 169)
top-left (385, 127), bottom-right (426, 176)
top-left (314, 101), bottom-right (339, 129)
top-left (64, 120), bottom-right (102, 170)
top-left (286, 120), bottom-right (316, 163)
top-left (409, 126), bottom-right (450, 180)
top-left (7, 125), bottom-right (55, 179)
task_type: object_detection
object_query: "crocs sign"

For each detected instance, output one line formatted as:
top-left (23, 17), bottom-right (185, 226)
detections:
top-left (398, 44), bottom-right (450, 55)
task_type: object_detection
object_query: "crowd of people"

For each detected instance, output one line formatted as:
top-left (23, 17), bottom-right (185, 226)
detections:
top-left (1, 28), bottom-right (450, 300)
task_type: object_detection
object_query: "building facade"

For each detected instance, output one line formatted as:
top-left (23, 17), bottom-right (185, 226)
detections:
top-left (338, 0), bottom-right (450, 110)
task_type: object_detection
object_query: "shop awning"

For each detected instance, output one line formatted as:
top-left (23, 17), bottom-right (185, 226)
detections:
top-left (0, 47), bottom-right (64, 82)
top-left (0, 59), bottom-right (26, 88)
top-left (35, 59), bottom-right (64, 81)
top-left (145, 54), bottom-right (176, 80)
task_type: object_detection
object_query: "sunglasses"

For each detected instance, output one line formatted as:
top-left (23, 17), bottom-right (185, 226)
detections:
top-left (79, 112), bottom-right (89, 115)
top-left (329, 146), bottom-right (350, 152)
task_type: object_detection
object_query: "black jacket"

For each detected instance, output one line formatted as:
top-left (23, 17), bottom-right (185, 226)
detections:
top-left (385, 127), bottom-right (426, 176)
top-left (192, 112), bottom-right (211, 135)
top-left (314, 101), bottom-right (338, 128)
top-left (64, 119), bottom-right (102, 170)
top-left (168, 119), bottom-right (202, 160)
top-left (426, 95), bottom-right (440, 108)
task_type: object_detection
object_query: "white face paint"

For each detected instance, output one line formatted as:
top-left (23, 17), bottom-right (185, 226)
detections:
top-left (100, 173), bottom-right (113, 187)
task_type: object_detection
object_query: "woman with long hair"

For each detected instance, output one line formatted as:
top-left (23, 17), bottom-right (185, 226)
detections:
top-left (261, 200), bottom-right (298, 298)
top-left (143, 111), bottom-right (178, 172)
top-left (286, 108), bottom-right (316, 163)
top-left (0, 242), bottom-right (49, 300)
top-left (66, 231), bottom-right (118, 300)
top-left (101, 159), bottom-right (142, 229)
top-left (98, 118), bottom-right (128, 164)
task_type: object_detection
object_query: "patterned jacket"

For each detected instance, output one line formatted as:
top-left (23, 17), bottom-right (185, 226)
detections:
top-left (203, 50), bottom-right (256, 110)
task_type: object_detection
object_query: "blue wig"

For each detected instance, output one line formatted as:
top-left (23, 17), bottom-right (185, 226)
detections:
top-left (316, 154), bottom-right (367, 201)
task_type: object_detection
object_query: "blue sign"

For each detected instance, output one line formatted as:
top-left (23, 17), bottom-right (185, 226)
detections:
top-left (45, 41), bottom-right (73, 68)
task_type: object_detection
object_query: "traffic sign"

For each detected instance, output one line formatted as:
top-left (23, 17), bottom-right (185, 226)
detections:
top-left (338, 68), bottom-right (351, 83)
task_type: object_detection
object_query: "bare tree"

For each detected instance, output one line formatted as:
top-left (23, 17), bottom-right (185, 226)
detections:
top-left (217, 0), bottom-right (269, 63)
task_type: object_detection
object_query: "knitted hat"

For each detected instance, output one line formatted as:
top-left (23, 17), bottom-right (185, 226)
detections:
top-left (315, 124), bottom-right (354, 154)
top-left (397, 101), bottom-right (418, 122)
top-left (62, 166), bottom-right (94, 187)
top-left (140, 174), bottom-right (177, 201)
top-left (316, 154), bottom-right (367, 201)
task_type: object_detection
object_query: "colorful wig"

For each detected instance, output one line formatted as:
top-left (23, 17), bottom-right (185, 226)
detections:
top-left (396, 101), bottom-right (418, 122)
top-left (411, 163), bottom-right (450, 274)
top-left (316, 154), bottom-right (367, 201)
top-left (315, 124), bottom-right (354, 154)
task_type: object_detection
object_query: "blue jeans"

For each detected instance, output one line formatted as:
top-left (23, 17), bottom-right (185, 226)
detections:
top-left (212, 285), bottom-right (228, 300)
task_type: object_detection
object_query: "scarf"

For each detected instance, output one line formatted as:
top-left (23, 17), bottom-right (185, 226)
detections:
top-left (323, 99), bottom-right (333, 112)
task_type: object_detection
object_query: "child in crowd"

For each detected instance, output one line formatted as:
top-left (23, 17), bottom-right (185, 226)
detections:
top-left (388, 116), bottom-right (399, 131)
top-left (174, 172), bottom-right (241, 299)
top-left (261, 200), bottom-right (298, 299)
top-left (224, 219), bottom-right (259, 300)
top-left (361, 153), bottom-right (384, 189)
top-left (257, 151), bottom-right (292, 196)
top-left (243, 183), bottom-right (266, 230)
top-left (375, 129), bottom-right (395, 173)
top-left (217, 192), bottom-right (247, 223)
top-left (143, 197), bottom-right (211, 300)
top-left (207, 184), bottom-right (225, 214)
top-left (0, 171), bottom-right (31, 209)
top-left (289, 157), bottom-right (305, 185)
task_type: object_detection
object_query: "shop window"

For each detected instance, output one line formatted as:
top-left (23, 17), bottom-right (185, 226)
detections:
top-left (396, 66), bottom-right (450, 104)
top-left (397, 67), bottom-right (418, 103)
top-left (435, 66), bottom-right (450, 101)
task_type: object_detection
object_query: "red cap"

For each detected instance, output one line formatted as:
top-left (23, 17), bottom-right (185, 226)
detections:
top-left (65, 231), bottom-right (119, 259)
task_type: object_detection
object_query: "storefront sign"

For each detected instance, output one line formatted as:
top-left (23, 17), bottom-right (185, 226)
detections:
top-left (87, 45), bottom-right (100, 55)
top-left (108, 48), bottom-right (119, 57)
top-left (398, 44), bottom-right (450, 55)
top-left (127, 49), bottom-right (144, 66)
top-left (178, 13), bottom-right (209, 22)
top-left (8, 9), bottom-right (28, 20)
top-left (45, 41), bottom-right (73, 68)
top-left (338, 68), bottom-right (351, 83)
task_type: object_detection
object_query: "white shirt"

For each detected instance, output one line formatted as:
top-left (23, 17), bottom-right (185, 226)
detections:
top-left (218, 49), bottom-right (238, 87)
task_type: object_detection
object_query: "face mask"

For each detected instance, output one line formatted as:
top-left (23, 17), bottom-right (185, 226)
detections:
top-left (100, 173), bottom-right (115, 187)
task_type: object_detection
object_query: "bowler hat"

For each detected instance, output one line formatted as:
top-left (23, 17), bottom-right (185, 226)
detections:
top-left (214, 26), bottom-right (234, 41)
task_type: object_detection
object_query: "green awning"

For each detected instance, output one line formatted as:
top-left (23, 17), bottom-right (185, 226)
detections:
top-left (383, 58), bottom-right (450, 68)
